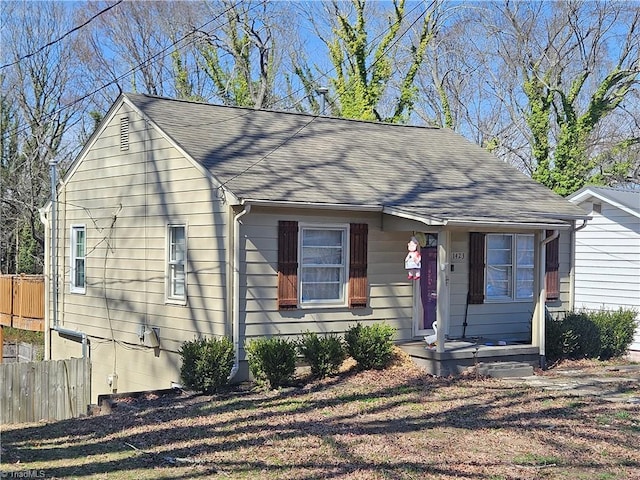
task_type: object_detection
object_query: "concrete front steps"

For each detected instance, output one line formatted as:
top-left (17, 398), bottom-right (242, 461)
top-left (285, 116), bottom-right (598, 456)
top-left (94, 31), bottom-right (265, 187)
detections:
top-left (476, 361), bottom-right (534, 378)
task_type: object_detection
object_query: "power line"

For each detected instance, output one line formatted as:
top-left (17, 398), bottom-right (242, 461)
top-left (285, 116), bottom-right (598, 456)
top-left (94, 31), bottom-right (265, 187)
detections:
top-left (0, 0), bottom-right (125, 70)
top-left (4, 0), bottom-right (259, 141)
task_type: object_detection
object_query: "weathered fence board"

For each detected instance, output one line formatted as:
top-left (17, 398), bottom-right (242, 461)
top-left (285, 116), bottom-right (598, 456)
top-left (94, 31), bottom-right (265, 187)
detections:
top-left (0, 357), bottom-right (91, 424)
top-left (2, 341), bottom-right (41, 363)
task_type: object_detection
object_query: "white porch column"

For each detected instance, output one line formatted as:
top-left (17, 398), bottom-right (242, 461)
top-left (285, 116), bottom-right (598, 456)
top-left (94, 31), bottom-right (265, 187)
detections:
top-left (532, 231), bottom-right (544, 351)
top-left (436, 230), bottom-right (450, 353)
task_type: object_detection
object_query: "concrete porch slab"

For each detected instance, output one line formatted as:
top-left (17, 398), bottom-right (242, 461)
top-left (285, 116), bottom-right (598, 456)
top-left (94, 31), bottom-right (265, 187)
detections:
top-left (398, 340), bottom-right (540, 377)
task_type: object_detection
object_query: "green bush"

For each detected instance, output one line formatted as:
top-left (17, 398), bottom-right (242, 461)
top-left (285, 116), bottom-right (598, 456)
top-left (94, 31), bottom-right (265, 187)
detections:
top-left (562, 312), bottom-right (601, 359)
top-left (179, 337), bottom-right (234, 394)
top-left (545, 311), bottom-right (565, 363)
top-left (297, 331), bottom-right (346, 379)
top-left (246, 337), bottom-right (296, 389)
top-left (590, 308), bottom-right (637, 360)
top-left (345, 322), bottom-right (395, 370)
top-left (546, 308), bottom-right (638, 363)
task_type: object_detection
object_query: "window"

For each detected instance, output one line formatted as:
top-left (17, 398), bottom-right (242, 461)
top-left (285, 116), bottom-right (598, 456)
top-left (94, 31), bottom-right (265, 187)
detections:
top-left (300, 227), bottom-right (347, 305)
top-left (486, 234), bottom-right (534, 301)
top-left (167, 225), bottom-right (186, 302)
top-left (278, 221), bottom-right (368, 310)
top-left (70, 225), bottom-right (86, 293)
top-left (469, 231), bottom-right (559, 304)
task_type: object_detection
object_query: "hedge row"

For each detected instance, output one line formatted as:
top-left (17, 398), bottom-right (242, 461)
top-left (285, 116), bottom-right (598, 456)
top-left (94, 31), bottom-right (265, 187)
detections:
top-left (179, 322), bottom-right (396, 392)
top-left (546, 308), bottom-right (637, 363)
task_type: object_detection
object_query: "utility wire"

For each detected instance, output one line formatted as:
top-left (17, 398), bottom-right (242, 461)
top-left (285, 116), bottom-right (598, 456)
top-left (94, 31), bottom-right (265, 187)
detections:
top-left (4, 0), bottom-right (259, 140)
top-left (0, 0), bottom-right (124, 70)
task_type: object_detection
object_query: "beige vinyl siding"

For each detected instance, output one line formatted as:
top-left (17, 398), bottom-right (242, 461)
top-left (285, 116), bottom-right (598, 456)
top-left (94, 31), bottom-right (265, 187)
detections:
top-left (240, 208), bottom-right (414, 343)
top-left (54, 103), bottom-right (229, 365)
top-left (549, 230), bottom-right (572, 313)
top-left (447, 231), bottom-right (536, 342)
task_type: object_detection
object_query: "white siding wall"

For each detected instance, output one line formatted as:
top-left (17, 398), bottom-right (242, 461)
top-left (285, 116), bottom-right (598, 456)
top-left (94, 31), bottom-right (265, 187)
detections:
top-left (52, 103), bottom-right (229, 398)
top-left (573, 200), bottom-right (640, 353)
top-left (240, 209), bottom-right (414, 345)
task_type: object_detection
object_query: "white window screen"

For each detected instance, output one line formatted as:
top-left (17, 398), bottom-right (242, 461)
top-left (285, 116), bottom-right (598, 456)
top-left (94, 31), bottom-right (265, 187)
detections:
top-left (168, 225), bottom-right (186, 300)
top-left (300, 228), bottom-right (346, 304)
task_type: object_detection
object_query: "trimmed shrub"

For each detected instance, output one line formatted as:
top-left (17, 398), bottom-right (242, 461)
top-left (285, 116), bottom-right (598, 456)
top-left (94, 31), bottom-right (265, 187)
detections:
top-left (562, 312), bottom-right (601, 359)
top-left (246, 337), bottom-right (296, 389)
top-left (345, 322), bottom-right (395, 370)
top-left (590, 308), bottom-right (638, 360)
top-left (545, 311), bottom-right (565, 364)
top-left (179, 337), bottom-right (234, 394)
top-left (297, 331), bottom-right (346, 379)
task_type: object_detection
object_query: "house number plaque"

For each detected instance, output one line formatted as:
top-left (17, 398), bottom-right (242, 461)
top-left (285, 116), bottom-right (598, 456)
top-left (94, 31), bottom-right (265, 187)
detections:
top-left (451, 252), bottom-right (465, 262)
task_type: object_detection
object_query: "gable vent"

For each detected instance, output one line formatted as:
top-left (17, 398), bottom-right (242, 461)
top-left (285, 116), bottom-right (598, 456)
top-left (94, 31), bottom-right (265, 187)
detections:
top-left (120, 116), bottom-right (129, 151)
top-left (593, 202), bottom-right (602, 214)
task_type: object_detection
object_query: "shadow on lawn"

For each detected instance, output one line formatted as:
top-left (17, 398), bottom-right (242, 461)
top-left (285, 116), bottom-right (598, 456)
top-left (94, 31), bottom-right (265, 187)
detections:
top-left (2, 369), bottom-right (639, 479)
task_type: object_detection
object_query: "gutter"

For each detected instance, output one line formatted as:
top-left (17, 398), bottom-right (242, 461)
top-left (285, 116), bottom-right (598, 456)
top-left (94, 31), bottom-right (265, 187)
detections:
top-left (569, 218), bottom-right (589, 311)
top-left (228, 203), bottom-right (251, 381)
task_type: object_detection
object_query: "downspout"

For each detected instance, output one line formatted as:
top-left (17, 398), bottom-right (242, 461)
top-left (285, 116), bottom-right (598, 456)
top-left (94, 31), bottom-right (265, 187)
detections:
top-left (228, 203), bottom-right (251, 381)
top-left (569, 219), bottom-right (589, 311)
top-left (49, 159), bottom-right (89, 359)
top-left (538, 229), bottom-right (559, 369)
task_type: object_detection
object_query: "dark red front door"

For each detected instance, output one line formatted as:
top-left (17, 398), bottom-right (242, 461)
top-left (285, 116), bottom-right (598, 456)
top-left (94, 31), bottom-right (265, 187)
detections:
top-left (420, 246), bottom-right (437, 330)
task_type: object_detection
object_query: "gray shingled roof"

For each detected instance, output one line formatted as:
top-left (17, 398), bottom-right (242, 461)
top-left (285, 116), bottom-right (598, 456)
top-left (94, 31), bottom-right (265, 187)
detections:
top-left (125, 93), bottom-right (587, 226)
top-left (569, 186), bottom-right (640, 216)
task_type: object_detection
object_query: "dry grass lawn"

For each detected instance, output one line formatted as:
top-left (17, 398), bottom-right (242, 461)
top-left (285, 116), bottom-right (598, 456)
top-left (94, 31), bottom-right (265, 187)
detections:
top-left (2, 350), bottom-right (639, 479)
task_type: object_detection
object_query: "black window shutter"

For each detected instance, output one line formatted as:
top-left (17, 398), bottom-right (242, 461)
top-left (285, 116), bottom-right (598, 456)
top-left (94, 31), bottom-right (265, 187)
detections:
top-left (545, 230), bottom-right (560, 301)
top-left (278, 221), bottom-right (298, 310)
top-left (468, 232), bottom-right (485, 304)
top-left (349, 223), bottom-right (368, 308)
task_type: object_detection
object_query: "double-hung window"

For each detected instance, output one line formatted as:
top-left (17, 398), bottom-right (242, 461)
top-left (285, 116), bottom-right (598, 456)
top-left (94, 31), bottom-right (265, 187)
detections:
top-left (300, 226), bottom-right (347, 305)
top-left (167, 225), bottom-right (186, 303)
top-left (70, 225), bottom-right (86, 293)
top-left (485, 234), bottom-right (534, 301)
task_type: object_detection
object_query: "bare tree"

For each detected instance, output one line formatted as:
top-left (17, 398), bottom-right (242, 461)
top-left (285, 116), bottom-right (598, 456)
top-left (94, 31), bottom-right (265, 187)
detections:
top-left (291, 0), bottom-right (442, 122)
top-left (0, 1), bottom-right (85, 273)
top-left (474, 1), bottom-right (639, 195)
top-left (194, 0), bottom-right (292, 108)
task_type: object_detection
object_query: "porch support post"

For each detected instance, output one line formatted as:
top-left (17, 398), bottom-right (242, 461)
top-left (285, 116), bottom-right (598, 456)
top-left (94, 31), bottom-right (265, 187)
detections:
top-left (532, 230), bottom-right (549, 367)
top-left (436, 230), bottom-right (449, 353)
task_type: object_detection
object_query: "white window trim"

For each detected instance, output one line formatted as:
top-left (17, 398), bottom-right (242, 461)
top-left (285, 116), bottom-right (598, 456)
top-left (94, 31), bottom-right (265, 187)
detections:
top-left (485, 233), bottom-right (534, 303)
top-left (70, 224), bottom-right (86, 294)
top-left (166, 224), bottom-right (187, 305)
top-left (298, 223), bottom-right (349, 308)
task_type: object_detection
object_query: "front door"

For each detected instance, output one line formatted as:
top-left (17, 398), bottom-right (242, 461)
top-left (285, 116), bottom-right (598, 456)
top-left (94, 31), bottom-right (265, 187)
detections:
top-left (415, 234), bottom-right (438, 336)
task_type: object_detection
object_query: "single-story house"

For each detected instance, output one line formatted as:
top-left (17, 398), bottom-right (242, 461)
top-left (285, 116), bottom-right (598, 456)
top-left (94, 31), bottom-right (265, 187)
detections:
top-left (41, 93), bottom-right (589, 400)
top-left (567, 186), bottom-right (640, 359)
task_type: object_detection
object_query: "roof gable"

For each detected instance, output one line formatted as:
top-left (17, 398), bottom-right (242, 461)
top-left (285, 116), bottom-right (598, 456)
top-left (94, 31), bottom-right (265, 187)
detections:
top-left (122, 93), bottom-right (587, 226)
top-left (568, 186), bottom-right (640, 219)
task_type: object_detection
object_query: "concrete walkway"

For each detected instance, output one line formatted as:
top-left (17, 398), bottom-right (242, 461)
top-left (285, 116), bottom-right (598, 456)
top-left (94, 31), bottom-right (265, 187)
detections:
top-left (501, 364), bottom-right (640, 403)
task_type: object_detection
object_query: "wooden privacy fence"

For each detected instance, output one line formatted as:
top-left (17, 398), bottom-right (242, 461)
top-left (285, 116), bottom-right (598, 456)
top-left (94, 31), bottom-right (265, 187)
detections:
top-left (0, 274), bottom-right (45, 331)
top-left (0, 357), bottom-right (91, 424)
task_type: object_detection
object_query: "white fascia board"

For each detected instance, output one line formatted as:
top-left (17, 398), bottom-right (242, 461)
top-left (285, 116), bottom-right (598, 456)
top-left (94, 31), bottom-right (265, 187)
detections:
top-left (445, 219), bottom-right (573, 230)
top-left (568, 188), bottom-right (640, 219)
top-left (240, 199), bottom-right (383, 212)
top-left (122, 96), bottom-right (241, 205)
top-left (381, 207), bottom-right (447, 226)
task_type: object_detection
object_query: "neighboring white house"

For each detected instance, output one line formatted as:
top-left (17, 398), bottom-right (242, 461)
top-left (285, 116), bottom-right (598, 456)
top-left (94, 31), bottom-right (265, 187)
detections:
top-left (568, 186), bottom-right (640, 359)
